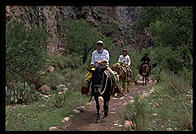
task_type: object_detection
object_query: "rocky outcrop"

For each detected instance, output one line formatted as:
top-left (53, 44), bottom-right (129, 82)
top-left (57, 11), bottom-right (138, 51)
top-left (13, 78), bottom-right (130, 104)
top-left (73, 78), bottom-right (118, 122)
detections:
top-left (6, 6), bottom-right (146, 54)
top-left (116, 6), bottom-right (140, 25)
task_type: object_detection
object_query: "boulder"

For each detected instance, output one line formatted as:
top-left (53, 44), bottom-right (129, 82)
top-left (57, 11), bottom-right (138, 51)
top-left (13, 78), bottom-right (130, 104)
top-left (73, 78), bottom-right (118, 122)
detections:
top-left (38, 85), bottom-right (52, 94)
top-left (73, 109), bottom-right (81, 114)
top-left (75, 106), bottom-right (85, 113)
top-left (47, 65), bottom-right (55, 72)
top-left (123, 120), bottom-right (133, 130)
top-left (49, 126), bottom-right (57, 131)
top-left (86, 102), bottom-right (92, 106)
top-left (61, 117), bottom-right (70, 123)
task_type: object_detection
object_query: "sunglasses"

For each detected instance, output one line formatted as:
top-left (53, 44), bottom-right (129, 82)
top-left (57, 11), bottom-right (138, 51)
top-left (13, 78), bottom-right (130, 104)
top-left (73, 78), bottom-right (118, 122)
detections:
top-left (97, 44), bottom-right (103, 46)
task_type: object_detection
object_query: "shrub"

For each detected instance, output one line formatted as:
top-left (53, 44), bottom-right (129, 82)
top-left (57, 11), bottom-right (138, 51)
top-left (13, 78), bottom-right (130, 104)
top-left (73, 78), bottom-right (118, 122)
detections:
top-left (6, 82), bottom-right (41, 105)
top-left (47, 90), bottom-right (72, 108)
top-left (98, 23), bottom-right (121, 39)
top-left (59, 19), bottom-right (100, 55)
top-left (6, 20), bottom-right (47, 86)
top-left (58, 18), bottom-right (116, 66)
top-left (119, 93), bottom-right (150, 130)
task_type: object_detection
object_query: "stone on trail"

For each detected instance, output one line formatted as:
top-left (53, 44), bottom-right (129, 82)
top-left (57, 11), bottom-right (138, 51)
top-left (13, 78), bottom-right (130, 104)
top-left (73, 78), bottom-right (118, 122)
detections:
top-left (128, 100), bottom-right (134, 104)
top-left (120, 96), bottom-right (124, 100)
top-left (75, 106), bottom-right (85, 113)
top-left (129, 96), bottom-right (133, 99)
top-left (114, 123), bottom-right (118, 126)
top-left (73, 109), bottom-right (81, 114)
top-left (124, 120), bottom-right (133, 130)
top-left (49, 126), bottom-right (57, 131)
top-left (61, 117), bottom-right (70, 123)
top-left (86, 102), bottom-right (92, 106)
top-left (138, 80), bottom-right (145, 84)
top-left (47, 65), bottom-right (55, 72)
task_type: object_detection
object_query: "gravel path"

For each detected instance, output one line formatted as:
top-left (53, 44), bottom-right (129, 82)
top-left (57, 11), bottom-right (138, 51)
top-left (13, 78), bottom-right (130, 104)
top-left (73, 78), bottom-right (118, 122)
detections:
top-left (59, 79), bottom-right (154, 131)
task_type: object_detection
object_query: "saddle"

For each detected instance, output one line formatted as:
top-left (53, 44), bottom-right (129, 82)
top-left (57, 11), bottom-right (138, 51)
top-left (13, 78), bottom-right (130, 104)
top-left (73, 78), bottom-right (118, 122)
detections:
top-left (119, 63), bottom-right (132, 78)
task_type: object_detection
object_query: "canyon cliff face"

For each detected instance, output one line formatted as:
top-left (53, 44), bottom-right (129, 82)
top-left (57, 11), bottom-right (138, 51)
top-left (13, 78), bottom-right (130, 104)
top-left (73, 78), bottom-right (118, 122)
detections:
top-left (6, 6), bottom-right (143, 55)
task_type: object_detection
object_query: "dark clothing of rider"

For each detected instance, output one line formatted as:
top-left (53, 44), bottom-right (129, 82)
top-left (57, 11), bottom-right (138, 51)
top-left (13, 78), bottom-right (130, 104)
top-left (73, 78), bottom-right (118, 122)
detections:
top-left (141, 56), bottom-right (150, 65)
top-left (140, 54), bottom-right (151, 75)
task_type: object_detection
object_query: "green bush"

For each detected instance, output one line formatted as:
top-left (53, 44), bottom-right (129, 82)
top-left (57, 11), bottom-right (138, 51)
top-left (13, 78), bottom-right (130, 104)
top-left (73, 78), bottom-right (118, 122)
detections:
top-left (135, 6), bottom-right (193, 75)
top-left (119, 93), bottom-right (150, 130)
top-left (98, 23), bottom-right (121, 39)
top-left (58, 18), bottom-right (116, 66)
top-left (147, 81), bottom-right (193, 130)
top-left (6, 20), bottom-right (47, 86)
top-left (59, 19), bottom-right (100, 55)
top-left (6, 82), bottom-right (41, 105)
top-left (48, 92), bottom-right (68, 108)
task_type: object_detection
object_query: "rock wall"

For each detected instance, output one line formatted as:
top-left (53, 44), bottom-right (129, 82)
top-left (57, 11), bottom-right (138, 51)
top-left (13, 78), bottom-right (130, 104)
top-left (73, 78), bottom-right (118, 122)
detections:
top-left (6, 6), bottom-right (144, 55)
top-left (116, 6), bottom-right (140, 25)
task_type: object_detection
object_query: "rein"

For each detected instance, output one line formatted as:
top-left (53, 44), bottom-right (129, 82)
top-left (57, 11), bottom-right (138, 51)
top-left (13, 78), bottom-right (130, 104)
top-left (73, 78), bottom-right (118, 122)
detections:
top-left (100, 75), bottom-right (108, 95)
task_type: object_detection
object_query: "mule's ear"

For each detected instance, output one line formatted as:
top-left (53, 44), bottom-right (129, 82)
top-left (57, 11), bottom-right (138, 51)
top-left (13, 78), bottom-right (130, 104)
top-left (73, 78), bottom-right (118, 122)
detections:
top-left (152, 63), bottom-right (157, 67)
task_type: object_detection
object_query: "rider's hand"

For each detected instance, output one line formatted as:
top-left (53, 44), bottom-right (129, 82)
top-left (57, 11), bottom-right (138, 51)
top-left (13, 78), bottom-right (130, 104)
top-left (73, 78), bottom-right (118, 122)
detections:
top-left (97, 60), bottom-right (105, 64)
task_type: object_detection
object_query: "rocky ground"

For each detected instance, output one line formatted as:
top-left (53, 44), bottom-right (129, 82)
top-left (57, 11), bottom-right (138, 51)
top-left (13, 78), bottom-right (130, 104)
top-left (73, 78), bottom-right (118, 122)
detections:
top-left (57, 78), bottom-right (155, 131)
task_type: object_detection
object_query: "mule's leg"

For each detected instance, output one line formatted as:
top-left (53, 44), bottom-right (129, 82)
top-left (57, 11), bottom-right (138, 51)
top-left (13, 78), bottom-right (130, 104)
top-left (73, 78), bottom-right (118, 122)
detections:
top-left (94, 95), bottom-right (100, 122)
top-left (122, 82), bottom-right (127, 94)
top-left (103, 96), bottom-right (110, 117)
top-left (127, 81), bottom-right (130, 93)
top-left (143, 75), bottom-right (145, 85)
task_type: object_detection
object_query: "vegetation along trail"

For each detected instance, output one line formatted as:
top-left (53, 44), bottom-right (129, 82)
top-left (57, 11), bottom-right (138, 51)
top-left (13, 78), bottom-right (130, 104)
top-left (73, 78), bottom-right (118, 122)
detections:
top-left (6, 6), bottom-right (193, 131)
top-left (59, 79), bottom-right (155, 131)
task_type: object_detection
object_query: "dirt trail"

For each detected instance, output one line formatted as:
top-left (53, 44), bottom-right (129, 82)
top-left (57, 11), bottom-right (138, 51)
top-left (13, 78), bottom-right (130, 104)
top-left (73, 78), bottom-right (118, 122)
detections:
top-left (59, 80), bottom-right (154, 131)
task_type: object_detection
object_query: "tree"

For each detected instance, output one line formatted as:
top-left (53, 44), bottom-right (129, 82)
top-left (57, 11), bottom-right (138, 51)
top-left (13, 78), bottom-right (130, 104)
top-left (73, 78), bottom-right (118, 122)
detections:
top-left (6, 20), bottom-right (47, 86)
top-left (135, 6), bottom-right (193, 72)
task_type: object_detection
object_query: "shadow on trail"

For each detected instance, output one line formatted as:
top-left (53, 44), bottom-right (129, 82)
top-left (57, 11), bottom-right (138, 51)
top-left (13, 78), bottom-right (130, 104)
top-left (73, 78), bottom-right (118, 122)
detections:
top-left (64, 110), bottom-right (97, 131)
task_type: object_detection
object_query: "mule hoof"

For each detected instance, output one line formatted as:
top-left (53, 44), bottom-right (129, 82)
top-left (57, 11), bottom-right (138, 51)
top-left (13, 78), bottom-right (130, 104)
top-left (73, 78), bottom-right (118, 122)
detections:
top-left (104, 112), bottom-right (108, 117)
top-left (95, 118), bottom-right (101, 123)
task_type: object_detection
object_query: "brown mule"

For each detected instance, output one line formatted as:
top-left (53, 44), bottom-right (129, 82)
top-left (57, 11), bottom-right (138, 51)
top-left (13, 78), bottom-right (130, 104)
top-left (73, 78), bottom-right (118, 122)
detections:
top-left (140, 63), bottom-right (149, 85)
top-left (112, 63), bottom-right (132, 95)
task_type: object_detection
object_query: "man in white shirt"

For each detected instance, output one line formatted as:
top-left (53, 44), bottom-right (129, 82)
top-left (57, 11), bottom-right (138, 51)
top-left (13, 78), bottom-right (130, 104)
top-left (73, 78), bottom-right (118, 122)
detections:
top-left (89, 40), bottom-right (119, 91)
top-left (83, 40), bottom-right (120, 95)
top-left (118, 48), bottom-right (132, 78)
top-left (118, 48), bottom-right (131, 67)
top-left (91, 40), bottom-right (109, 68)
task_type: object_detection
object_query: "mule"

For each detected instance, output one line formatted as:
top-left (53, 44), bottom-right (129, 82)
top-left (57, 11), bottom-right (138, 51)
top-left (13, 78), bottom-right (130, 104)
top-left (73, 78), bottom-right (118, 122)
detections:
top-left (112, 63), bottom-right (132, 95)
top-left (86, 66), bottom-right (113, 123)
top-left (140, 63), bottom-right (149, 85)
top-left (140, 62), bottom-right (157, 85)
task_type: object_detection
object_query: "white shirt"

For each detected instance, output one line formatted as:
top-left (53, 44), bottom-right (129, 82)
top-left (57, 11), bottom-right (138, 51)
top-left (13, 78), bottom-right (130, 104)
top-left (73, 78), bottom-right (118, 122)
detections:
top-left (91, 48), bottom-right (109, 66)
top-left (118, 55), bottom-right (131, 66)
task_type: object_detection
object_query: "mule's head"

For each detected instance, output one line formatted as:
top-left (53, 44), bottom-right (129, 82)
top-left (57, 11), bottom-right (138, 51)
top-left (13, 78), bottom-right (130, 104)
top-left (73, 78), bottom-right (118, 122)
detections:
top-left (141, 64), bottom-right (149, 75)
top-left (112, 63), bottom-right (122, 75)
top-left (86, 67), bottom-right (105, 90)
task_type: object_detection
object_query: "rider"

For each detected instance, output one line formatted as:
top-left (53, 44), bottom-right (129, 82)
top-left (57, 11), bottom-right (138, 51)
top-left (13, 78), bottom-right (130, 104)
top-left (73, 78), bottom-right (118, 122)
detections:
top-left (139, 53), bottom-right (151, 75)
top-left (86, 40), bottom-right (118, 93)
top-left (90, 40), bottom-right (109, 68)
top-left (118, 48), bottom-right (131, 68)
top-left (118, 48), bottom-right (132, 77)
